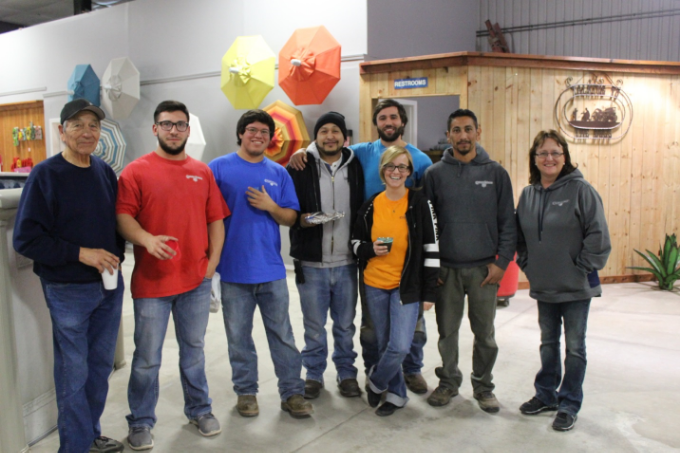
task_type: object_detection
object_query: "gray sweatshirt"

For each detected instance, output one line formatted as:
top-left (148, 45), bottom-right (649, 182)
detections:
top-left (516, 169), bottom-right (611, 303)
top-left (302, 144), bottom-right (354, 268)
top-left (423, 144), bottom-right (516, 269)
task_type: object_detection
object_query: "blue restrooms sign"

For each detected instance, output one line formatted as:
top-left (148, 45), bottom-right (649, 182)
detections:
top-left (394, 77), bottom-right (428, 90)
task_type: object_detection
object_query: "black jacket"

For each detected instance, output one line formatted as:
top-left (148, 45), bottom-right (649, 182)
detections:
top-left (287, 147), bottom-right (364, 262)
top-left (351, 189), bottom-right (440, 305)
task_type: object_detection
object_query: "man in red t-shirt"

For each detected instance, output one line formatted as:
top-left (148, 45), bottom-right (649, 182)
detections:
top-left (116, 100), bottom-right (230, 450)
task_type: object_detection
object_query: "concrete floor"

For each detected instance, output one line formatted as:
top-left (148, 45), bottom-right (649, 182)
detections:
top-left (30, 254), bottom-right (680, 452)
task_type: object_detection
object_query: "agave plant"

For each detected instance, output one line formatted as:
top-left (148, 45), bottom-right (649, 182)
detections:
top-left (629, 233), bottom-right (680, 290)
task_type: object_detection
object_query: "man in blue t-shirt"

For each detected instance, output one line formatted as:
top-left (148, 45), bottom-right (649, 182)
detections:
top-left (209, 109), bottom-right (313, 419)
top-left (289, 99), bottom-right (433, 395)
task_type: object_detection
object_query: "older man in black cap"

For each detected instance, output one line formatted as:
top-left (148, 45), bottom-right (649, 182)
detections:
top-left (14, 99), bottom-right (125, 453)
top-left (287, 112), bottom-right (365, 400)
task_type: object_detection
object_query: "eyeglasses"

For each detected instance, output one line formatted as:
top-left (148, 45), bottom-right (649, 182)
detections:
top-left (245, 127), bottom-right (271, 137)
top-left (156, 121), bottom-right (189, 132)
top-left (535, 151), bottom-right (564, 159)
top-left (383, 164), bottom-right (411, 173)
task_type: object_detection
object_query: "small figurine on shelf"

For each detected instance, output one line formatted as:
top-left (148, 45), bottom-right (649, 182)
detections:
top-left (13, 127), bottom-right (19, 146)
top-left (35, 125), bottom-right (43, 140)
top-left (29, 122), bottom-right (35, 140)
top-left (18, 128), bottom-right (24, 142)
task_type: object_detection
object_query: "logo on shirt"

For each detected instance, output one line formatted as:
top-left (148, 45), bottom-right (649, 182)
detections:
top-left (552, 199), bottom-right (570, 206)
top-left (475, 180), bottom-right (493, 188)
top-left (186, 175), bottom-right (203, 182)
top-left (264, 179), bottom-right (278, 187)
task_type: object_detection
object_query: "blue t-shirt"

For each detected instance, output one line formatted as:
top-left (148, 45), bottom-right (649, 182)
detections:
top-left (350, 139), bottom-right (432, 200)
top-left (209, 153), bottom-right (300, 284)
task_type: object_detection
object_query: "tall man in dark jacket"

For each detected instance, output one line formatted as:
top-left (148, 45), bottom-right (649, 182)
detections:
top-left (287, 112), bottom-right (365, 399)
top-left (423, 109), bottom-right (516, 413)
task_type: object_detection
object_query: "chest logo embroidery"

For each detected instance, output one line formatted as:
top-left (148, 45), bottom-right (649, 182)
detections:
top-left (552, 199), bottom-right (570, 206)
top-left (186, 175), bottom-right (203, 182)
top-left (264, 179), bottom-right (278, 187)
top-left (475, 180), bottom-right (493, 188)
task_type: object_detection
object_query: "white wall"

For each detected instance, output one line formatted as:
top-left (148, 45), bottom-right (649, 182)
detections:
top-left (0, 0), bottom-right (368, 164)
top-left (367, 0), bottom-right (477, 59)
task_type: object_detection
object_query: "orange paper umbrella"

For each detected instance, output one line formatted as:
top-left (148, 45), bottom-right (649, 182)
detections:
top-left (278, 25), bottom-right (341, 105)
top-left (263, 100), bottom-right (311, 166)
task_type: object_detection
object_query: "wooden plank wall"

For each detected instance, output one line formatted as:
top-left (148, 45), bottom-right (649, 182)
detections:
top-left (0, 101), bottom-right (47, 172)
top-left (360, 66), bottom-right (680, 281)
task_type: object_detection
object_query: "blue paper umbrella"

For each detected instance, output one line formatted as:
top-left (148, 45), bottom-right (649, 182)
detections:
top-left (93, 119), bottom-right (126, 174)
top-left (68, 64), bottom-right (101, 106)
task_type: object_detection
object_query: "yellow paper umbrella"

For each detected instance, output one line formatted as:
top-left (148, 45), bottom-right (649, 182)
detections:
top-left (263, 100), bottom-right (311, 166)
top-left (221, 35), bottom-right (275, 110)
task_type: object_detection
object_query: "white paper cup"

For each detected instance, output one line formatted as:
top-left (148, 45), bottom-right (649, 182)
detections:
top-left (102, 267), bottom-right (119, 290)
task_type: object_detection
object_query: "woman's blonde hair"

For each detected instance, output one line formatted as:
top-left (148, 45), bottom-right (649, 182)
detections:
top-left (378, 145), bottom-right (413, 184)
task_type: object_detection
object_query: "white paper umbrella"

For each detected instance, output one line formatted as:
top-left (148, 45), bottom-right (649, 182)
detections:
top-left (101, 57), bottom-right (140, 120)
top-left (94, 119), bottom-right (126, 174)
top-left (185, 113), bottom-right (206, 161)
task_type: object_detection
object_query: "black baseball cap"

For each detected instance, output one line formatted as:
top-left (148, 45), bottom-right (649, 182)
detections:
top-left (60, 98), bottom-right (105, 124)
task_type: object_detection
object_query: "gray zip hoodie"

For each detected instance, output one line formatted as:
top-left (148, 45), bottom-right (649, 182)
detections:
top-left (423, 144), bottom-right (516, 269)
top-left (303, 143), bottom-right (355, 267)
top-left (516, 169), bottom-right (611, 303)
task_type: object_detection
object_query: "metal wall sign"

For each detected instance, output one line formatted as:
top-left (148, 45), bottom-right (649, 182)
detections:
top-left (554, 73), bottom-right (633, 142)
top-left (394, 77), bottom-right (428, 89)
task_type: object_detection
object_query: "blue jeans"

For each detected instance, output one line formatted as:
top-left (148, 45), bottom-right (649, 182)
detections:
top-left (534, 299), bottom-right (591, 416)
top-left (360, 302), bottom-right (426, 375)
top-left (126, 279), bottom-right (212, 429)
top-left (221, 279), bottom-right (304, 400)
top-left (365, 285), bottom-right (419, 407)
top-left (297, 264), bottom-right (358, 383)
top-left (41, 274), bottom-right (124, 453)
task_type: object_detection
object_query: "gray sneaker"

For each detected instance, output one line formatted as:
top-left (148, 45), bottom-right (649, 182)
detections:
top-left (474, 391), bottom-right (500, 413)
top-left (127, 426), bottom-right (153, 451)
top-left (190, 412), bottom-right (221, 437)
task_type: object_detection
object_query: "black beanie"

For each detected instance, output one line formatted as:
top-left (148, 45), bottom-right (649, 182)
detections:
top-left (314, 112), bottom-right (347, 141)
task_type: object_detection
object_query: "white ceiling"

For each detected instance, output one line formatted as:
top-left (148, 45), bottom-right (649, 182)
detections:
top-left (0, 0), bottom-right (134, 27)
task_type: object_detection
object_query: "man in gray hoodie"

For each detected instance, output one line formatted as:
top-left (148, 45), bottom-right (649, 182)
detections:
top-left (423, 109), bottom-right (516, 413)
top-left (287, 112), bottom-right (365, 400)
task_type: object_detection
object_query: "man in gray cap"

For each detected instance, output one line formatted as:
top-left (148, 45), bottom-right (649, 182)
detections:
top-left (13, 98), bottom-right (125, 452)
top-left (287, 112), bottom-right (365, 399)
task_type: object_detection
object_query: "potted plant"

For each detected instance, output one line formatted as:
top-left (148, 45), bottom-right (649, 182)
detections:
top-left (629, 234), bottom-right (680, 290)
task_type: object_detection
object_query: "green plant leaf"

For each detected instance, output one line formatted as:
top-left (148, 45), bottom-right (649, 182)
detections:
top-left (667, 246), bottom-right (679, 276)
top-left (663, 235), bottom-right (672, 261)
top-left (627, 266), bottom-right (657, 273)
top-left (644, 250), bottom-right (667, 276)
top-left (634, 249), bottom-right (664, 276)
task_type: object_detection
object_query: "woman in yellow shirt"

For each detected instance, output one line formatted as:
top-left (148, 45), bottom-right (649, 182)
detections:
top-left (351, 146), bottom-right (439, 416)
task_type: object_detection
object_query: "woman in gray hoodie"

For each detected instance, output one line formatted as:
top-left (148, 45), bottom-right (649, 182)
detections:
top-left (516, 130), bottom-right (611, 432)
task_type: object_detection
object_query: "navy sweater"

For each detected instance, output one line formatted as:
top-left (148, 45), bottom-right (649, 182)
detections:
top-left (13, 154), bottom-right (124, 283)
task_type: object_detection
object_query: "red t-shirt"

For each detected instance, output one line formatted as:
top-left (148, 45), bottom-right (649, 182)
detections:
top-left (117, 152), bottom-right (230, 299)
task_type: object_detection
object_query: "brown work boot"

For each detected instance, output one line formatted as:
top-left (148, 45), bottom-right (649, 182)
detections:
top-left (338, 378), bottom-right (361, 397)
top-left (281, 394), bottom-right (314, 418)
top-left (404, 373), bottom-right (428, 394)
top-left (474, 391), bottom-right (500, 413)
top-left (304, 379), bottom-right (323, 399)
top-left (236, 395), bottom-right (259, 417)
top-left (427, 386), bottom-right (458, 407)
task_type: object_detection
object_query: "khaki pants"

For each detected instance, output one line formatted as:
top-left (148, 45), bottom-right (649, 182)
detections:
top-left (435, 265), bottom-right (499, 393)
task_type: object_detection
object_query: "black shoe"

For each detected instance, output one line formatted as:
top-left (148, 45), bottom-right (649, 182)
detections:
top-left (375, 402), bottom-right (402, 417)
top-left (366, 386), bottom-right (382, 408)
top-left (552, 412), bottom-right (577, 431)
top-left (304, 379), bottom-right (323, 399)
top-left (519, 397), bottom-right (558, 415)
top-left (338, 378), bottom-right (361, 397)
